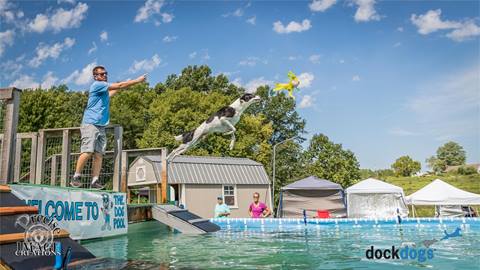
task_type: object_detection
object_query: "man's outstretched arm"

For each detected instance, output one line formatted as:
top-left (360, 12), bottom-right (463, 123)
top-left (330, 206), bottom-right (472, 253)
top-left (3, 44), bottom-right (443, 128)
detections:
top-left (108, 74), bottom-right (147, 96)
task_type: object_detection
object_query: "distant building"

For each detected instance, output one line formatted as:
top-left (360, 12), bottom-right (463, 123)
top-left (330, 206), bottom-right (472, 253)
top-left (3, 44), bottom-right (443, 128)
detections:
top-left (128, 155), bottom-right (272, 218)
top-left (445, 163), bottom-right (480, 173)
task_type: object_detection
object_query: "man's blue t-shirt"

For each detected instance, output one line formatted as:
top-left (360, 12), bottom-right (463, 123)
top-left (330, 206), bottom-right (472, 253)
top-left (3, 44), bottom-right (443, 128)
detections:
top-left (82, 81), bottom-right (111, 126)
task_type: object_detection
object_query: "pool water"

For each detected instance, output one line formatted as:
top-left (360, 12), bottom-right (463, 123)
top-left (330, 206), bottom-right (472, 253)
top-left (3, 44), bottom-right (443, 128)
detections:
top-left (81, 218), bottom-right (480, 269)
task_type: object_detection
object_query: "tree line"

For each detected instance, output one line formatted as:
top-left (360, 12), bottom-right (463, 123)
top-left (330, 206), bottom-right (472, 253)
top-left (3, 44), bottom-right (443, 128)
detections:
top-left (361, 141), bottom-right (474, 178)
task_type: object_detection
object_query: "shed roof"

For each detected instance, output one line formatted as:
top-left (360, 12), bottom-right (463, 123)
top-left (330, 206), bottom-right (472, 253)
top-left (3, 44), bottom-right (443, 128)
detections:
top-left (139, 155), bottom-right (270, 185)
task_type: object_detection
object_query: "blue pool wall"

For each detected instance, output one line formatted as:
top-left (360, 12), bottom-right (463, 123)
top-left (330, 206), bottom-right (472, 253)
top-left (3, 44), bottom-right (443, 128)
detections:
top-left (210, 217), bottom-right (480, 230)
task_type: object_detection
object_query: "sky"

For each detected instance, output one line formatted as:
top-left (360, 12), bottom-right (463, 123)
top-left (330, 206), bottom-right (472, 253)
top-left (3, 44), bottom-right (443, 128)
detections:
top-left (1, 0), bottom-right (479, 170)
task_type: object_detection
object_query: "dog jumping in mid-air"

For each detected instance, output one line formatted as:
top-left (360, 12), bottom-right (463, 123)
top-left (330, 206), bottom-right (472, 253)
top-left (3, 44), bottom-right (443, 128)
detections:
top-left (167, 93), bottom-right (261, 160)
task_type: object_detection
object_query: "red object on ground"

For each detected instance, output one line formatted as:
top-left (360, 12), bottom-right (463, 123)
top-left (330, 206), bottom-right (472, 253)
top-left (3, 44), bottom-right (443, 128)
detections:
top-left (317, 210), bottom-right (331, 218)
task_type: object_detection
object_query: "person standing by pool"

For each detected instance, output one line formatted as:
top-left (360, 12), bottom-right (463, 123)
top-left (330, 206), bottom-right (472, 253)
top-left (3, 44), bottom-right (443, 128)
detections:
top-left (70, 65), bottom-right (146, 189)
top-left (214, 196), bottom-right (231, 218)
top-left (248, 192), bottom-right (271, 218)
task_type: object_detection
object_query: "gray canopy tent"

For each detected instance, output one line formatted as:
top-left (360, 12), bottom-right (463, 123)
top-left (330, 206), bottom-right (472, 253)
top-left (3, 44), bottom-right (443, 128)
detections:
top-left (277, 176), bottom-right (347, 218)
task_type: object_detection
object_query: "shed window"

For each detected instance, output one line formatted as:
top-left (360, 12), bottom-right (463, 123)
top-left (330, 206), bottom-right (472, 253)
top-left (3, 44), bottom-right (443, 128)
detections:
top-left (223, 185), bottom-right (236, 207)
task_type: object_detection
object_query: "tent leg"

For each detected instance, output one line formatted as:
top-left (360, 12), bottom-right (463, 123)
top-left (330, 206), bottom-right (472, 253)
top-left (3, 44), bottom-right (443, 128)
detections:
top-left (412, 205), bottom-right (416, 218)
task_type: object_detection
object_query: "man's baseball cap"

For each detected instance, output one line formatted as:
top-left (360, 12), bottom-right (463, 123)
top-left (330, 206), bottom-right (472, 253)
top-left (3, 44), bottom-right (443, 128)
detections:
top-left (217, 196), bottom-right (223, 200)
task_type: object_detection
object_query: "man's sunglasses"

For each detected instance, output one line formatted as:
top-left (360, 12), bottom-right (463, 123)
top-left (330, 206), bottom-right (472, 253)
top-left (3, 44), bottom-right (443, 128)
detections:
top-left (95, 72), bottom-right (108, 76)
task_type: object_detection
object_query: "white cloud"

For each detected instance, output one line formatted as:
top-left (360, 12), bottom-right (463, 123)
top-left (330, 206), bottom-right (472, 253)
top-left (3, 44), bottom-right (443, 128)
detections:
top-left (223, 3), bottom-right (250, 18)
top-left (28, 3), bottom-right (88, 33)
top-left (162, 35), bottom-right (177, 43)
top-left (129, 54), bottom-right (161, 73)
top-left (29, 37), bottom-right (75, 68)
top-left (339, 59), bottom-right (345, 64)
top-left (57, 0), bottom-right (76, 4)
top-left (161, 13), bottom-right (174, 23)
top-left (446, 21), bottom-right (480, 42)
top-left (0, 58), bottom-right (22, 80)
top-left (189, 51), bottom-right (197, 59)
top-left (63, 62), bottom-right (96, 85)
top-left (309, 54), bottom-right (321, 64)
top-left (135, 0), bottom-right (162, 22)
top-left (411, 9), bottom-right (480, 42)
top-left (397, 26), bottom-right (404, 32)
top-left (288, 56), bottom-right (299, 61)
top-left (202, 50), bottom-right (210, 61)
top-left (299, 95), bottom-right (314, 108)
top-left (135, 0), bottom-right (173, 24)
top-left (273, 19), bottom-right (312, 34)
top-left (388, 127), bottom-right (419, 137)
top-left (231, 77), bottom-right (242, 87)
top-left (246, 16), bottom-right (256, 25)
top-left (28, 14), bottom-right (49, 32)
top-left (239, 56), bottom-right (266, 67)
top-left (411, 9), bottom-right (460, 35)
top-left (244, 77), bottom-right (273, 93)
top-left (298, 72), bottom-right (314, 88)
top-left (406, 66), bottom-right (479, 137)
top-left (88, 41), bottom-right (97, 55)
top-left (0, 0), bottom-right (24, 23)
top-left (352, 75), bottom-right (360, 81)
top-left (309, 0), bottom-right (336, 12)
top-left (41, 71), bottom-right (58, 89)
top-left (100, 31), bottom-right (108, 42)
top-left (352, 0), bottom-right (381, 22)
top-left (0, 29), bottom-right (14, 57)
top-left (10, 75), bottom-right (39, 89)
top-left (393, 42), bottom-right (402, 47)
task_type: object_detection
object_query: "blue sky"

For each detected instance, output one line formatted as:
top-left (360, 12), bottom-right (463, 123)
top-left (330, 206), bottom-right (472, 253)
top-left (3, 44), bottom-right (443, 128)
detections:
top-left (1, 0), bottom-right (479, 170)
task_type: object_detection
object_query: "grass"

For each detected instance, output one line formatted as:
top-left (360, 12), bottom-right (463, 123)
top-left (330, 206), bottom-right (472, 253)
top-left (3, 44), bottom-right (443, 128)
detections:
top-left (383, 174), bottom-right (480, 217)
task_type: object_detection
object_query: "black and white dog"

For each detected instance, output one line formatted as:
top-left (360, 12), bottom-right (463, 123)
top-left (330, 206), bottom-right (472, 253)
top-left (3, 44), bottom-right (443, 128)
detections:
top-left (167, 93), bottom-right (261, 160)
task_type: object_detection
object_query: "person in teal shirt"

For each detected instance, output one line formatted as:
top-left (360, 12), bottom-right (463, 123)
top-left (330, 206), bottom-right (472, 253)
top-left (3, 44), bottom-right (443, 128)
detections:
top-left (214, 196), bottom-right (230, 218)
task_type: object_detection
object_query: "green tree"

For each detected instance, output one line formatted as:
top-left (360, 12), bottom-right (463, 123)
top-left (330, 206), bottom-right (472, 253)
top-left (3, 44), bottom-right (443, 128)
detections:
top-left (18, 85), bottom-right (87, 132)
top-left (110, 82), bottom-right (158, 149)
top-left (391, 156), bottom-right (421, 176)
top-left (426, 156), bottom-right (447, 174)
top-left (160, 65), bottom-right (239, 96)
top-left (252, 86), bottom-right (306, 145)
top-left (436, 141), bottom-right (466, 166)
top-left (302, 134), bottom-right (360, 187)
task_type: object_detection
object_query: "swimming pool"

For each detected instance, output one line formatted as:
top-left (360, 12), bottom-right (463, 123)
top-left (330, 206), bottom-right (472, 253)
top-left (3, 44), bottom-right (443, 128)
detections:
top-left (81, 218), bottom-right (480, 269)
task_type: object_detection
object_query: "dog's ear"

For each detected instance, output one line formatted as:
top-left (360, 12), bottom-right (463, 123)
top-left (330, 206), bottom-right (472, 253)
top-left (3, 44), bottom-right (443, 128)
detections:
top-left (240, 93), bottom-right (254, 103)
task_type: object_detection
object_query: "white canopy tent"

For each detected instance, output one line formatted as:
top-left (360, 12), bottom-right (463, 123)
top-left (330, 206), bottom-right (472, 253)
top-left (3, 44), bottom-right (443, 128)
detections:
top-left (405, 179), bottom-right (480, 217)
top-left (345, 178), bottom-right (409, 218)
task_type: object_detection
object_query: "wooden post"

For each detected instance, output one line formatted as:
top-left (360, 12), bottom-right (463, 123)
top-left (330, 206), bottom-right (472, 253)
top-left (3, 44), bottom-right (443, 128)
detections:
top-left (0, 88), bottom-right (21, 184)
top-left (159, 149), bottom-right (168, 204)
top-left (13, 137), bottom-right (21, 182)
top-left (50, 155), bottom-right (57, 186)
top-left (60, 129), bottom-right (71, 187)
top-left (120, 151), bottom-right (128, 193)
top-left (35, 130), bottom-right (46, 184)
top-left (29, 133), bottom-right (38, 184)
top-left (112, 126), bottom-right (123, 192)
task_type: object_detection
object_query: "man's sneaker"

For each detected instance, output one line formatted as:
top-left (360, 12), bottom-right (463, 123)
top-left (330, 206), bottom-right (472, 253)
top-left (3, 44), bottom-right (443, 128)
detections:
top-left (70, 177), bottom-right (82, 188)
top-left (90, 181), bottom-right (105, 190)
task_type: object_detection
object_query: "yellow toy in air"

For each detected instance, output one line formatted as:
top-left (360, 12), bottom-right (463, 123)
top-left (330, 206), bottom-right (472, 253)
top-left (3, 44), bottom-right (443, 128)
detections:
top-left (273, 71), bottom-right (300, 99)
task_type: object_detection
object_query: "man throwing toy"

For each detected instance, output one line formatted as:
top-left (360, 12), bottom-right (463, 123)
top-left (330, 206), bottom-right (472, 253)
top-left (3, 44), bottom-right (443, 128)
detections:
top-left (70, 65), bottom-right (146, 189)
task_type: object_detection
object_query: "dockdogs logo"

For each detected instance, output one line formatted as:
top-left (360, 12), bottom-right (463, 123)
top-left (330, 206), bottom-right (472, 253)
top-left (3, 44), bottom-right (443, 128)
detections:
top-left (365, 227), bottom-right (462, 262)
top-left (14, 214), bottom-right (62, 256)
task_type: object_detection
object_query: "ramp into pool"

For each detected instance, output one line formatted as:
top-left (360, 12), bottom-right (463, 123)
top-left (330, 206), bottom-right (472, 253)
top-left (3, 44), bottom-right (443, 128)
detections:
top-left (151, 205), bottom-right (220, 234)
